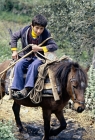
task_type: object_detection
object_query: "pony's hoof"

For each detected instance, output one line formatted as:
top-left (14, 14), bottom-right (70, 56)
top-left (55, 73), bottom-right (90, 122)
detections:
top-left (42, 136), bottom-right (45, 140)
top-left (42, 136), bottom-right (49, 140)
top-left (19, 127), bottom-right (23, 132)
top-left (17, 125), bottom-right (24, 132)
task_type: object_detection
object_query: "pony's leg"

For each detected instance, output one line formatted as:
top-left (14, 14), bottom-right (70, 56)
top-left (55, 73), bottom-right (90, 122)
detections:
top-left (42, 109), bottom-right (51, 140)
top-left (12, 101), bottom-right (23, 132)
top-left (50, 110), bottom-right (67, 136)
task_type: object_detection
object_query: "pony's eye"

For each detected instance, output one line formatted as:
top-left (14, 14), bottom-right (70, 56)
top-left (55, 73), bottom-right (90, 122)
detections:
top-left (73, 85), bottom-right (77, 89)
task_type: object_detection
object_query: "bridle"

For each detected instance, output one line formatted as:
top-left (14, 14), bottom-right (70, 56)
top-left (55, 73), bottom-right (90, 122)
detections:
top-left (70, 78), bottom-right (85, 105)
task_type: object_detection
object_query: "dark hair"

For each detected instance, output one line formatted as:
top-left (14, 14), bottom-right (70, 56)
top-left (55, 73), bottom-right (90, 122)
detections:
top-left (32, 14), bottom-right (47, 27)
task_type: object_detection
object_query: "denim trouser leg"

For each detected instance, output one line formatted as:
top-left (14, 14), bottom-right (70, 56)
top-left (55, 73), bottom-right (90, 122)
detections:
top-left (11, 58), bottom-right (33, 90)
top-left (25, 58), bottom-right (43, 88)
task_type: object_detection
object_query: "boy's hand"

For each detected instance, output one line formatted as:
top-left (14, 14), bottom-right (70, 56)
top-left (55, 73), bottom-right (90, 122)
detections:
top-left (12, 51), bottom-right (18, 60)
top-left (32, 45), bottom-right (43, 52)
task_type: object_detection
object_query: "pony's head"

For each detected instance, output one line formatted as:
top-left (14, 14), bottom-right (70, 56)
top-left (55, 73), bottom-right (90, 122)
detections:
top-left (67, 63), bottom-right (87, 113)
top-left (55, 59), bottom-right (88, 113)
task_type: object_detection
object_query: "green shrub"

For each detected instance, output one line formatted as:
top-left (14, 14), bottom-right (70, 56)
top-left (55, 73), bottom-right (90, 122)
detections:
top-left (0, 120), bottom-right (17, 140)
top-left (85, 65), bottom-right (95, 118)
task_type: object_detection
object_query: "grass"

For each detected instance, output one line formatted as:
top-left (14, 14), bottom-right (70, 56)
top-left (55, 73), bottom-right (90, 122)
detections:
top-left (0, 20), bottom-right (25, 62)
top-left (0, 11), bottom-right (31, 24)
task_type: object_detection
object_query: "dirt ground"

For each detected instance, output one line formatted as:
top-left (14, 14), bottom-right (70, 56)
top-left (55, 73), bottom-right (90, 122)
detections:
top-left (0, 95), bottom-right (95, 140)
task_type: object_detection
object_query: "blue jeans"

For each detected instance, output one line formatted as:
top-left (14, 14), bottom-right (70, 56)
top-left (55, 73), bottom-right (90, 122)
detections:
top-left (11, 57), bottom-right (43, 90)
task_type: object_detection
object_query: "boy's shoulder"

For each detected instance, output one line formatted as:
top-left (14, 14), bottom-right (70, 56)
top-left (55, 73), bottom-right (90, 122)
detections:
top-left (21, 25), bottom-right (31, 35)
top-left (42, 28), bottom-right (50, 39)
top-left (43, 28), bottom-right (49, 34)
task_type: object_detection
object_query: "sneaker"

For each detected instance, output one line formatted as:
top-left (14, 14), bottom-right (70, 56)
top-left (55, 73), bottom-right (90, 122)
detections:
top-left (12, 87), bottom-right (32, 99)
top-left (16, 88), bottom-right (28, 98)
top-left (12, 90), bottom-right (22, 99)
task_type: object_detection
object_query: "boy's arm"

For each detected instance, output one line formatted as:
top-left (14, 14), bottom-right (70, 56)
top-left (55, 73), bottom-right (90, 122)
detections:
top-left (11, 29), bottom-right (22, 51)
top-left (42, 29), bottom-right (58, 52)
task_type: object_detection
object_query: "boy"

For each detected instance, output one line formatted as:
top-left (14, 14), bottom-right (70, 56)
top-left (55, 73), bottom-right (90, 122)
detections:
top-left (11, 14), bottom-right (58, 99)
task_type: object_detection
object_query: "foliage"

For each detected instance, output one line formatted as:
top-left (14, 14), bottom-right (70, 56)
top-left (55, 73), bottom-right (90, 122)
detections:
top-left (0, 0), bottom-right (49, 12)
top-left (85, 65), bottom-right (95, 118)
top-left (0, 120), bottom-right (17, 140)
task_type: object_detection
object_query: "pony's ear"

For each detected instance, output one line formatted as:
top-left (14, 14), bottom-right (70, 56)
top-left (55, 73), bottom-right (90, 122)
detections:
top-left (85, 65), bottom-right (90, 72)
top-left (71, 65), bottom-right (76, 72)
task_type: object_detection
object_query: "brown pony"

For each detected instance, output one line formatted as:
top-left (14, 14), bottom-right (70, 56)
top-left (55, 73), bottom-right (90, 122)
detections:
top-left (0, 59), bottom-right (88, 140)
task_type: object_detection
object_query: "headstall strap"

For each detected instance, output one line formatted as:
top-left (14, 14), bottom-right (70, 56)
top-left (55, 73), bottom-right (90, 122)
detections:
top-left (70, 78), bottom-right (76, 82)
top-left (70, 77), bottom-right (77, 100)
top-left (71, 85), bottom-right (76, 100)
top-left (70, 78), bottom-right (85, 105)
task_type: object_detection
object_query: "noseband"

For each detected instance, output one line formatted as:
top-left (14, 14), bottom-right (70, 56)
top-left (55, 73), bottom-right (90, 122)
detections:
top-left (70, 78), bottom-right (85, 105)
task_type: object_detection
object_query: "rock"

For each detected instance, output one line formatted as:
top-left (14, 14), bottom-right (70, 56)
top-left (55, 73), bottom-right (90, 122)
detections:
top-left (27, 136), bottom-right (41, 140)
top-left (23, 133), bottom-right (30, 139)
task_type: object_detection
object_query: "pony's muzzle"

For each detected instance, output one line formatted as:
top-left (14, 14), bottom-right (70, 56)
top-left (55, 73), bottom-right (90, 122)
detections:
top-left (77, 106), bottom-right (84, 113)
top-left (74, 102), bottom-right (85, 113)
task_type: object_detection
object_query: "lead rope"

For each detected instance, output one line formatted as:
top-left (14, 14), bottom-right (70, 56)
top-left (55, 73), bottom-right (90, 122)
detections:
top-left (29, 62), bottom-right (49, 104)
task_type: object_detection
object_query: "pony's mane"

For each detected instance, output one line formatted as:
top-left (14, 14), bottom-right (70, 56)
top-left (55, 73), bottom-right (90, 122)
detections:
top-left (55, 59), bottom-right (87, 91)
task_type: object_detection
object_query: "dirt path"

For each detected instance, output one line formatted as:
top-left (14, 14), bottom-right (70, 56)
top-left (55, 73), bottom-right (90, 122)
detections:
top-left (0, 95), bottom-right (95, 140)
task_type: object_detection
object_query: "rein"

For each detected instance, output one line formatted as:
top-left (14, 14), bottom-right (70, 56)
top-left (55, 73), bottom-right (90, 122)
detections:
top-left (17, 37), bottom-right (52, 55)
top-left (0, 37), bottom-right (52, 76)
top-left (70, 78), bottom-right (85, 105)
top-left (0, 37), bottom-right (52, 103)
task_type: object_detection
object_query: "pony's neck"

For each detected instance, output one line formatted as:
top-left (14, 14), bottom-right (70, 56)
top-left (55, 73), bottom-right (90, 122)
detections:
top-left (62, 90), bottom-right (70, 103)
top-left (0, 90), bottom-right (5, 99)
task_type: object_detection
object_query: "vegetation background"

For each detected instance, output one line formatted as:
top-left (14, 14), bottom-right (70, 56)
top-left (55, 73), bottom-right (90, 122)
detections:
top-left (0, 0), bottom-right (95, 139)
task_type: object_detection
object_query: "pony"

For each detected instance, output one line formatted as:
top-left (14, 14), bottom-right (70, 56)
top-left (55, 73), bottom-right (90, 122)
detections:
top-left (0, 59), bottom-right (88, 140)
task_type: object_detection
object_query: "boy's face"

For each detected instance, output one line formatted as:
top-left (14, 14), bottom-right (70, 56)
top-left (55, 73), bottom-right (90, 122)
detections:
top-left (32, 25), bottom-right (44, 36)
